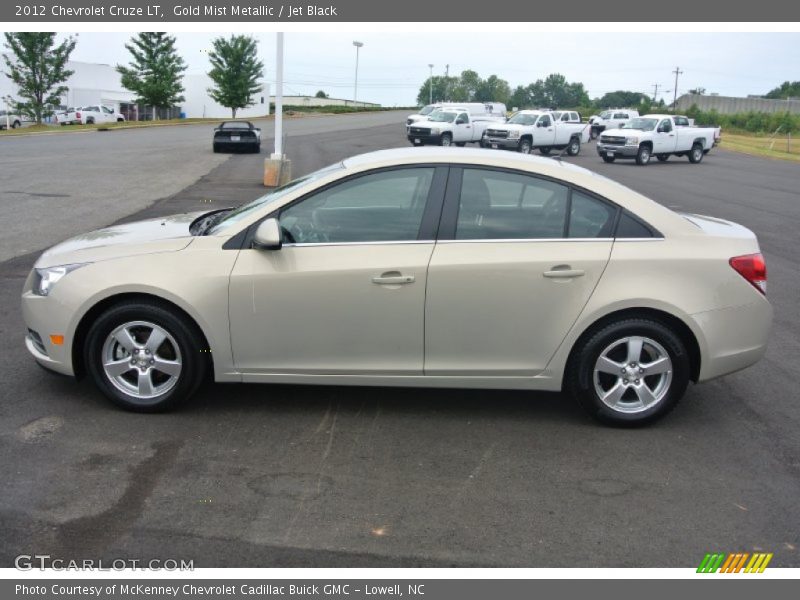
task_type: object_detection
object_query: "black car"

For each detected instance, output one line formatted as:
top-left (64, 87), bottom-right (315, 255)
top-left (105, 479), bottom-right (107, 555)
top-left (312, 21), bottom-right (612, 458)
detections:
top-left (212, 121), bottom-right (261, 153)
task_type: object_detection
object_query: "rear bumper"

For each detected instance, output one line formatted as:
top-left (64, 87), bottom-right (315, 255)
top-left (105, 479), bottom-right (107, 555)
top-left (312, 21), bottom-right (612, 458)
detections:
top-left (214, 137), bottom-right (260, 149)
top-left (693, 299), bottom-right (773, 382)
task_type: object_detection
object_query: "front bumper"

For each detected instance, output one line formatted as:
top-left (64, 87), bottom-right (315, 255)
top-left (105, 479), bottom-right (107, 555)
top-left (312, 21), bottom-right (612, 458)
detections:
top-left (483, 136), bottom-right (520, 150)
top-left (21, 271), bottom-right (75, 376)
top-left (596, 143), bottom-right (639, 158)
top-left (408, 133), bottom-right (442, 145)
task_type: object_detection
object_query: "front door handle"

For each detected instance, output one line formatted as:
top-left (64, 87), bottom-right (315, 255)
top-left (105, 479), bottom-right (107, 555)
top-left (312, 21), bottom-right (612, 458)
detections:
top-left (543, 267), bottom-right (585, 279)
top-left (372, 272), bottom-right (415, 285)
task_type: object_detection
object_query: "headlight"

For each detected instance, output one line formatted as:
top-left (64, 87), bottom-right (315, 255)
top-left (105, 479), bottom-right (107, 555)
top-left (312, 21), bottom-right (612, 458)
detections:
top-left (33, 264), bottom-right (87, 296)
top-left (507, 130), bottom-right (520, 139)
top-left (429, 128), bottom-right (440, 135)
top-left (625, 137), bottom-right (639, 146)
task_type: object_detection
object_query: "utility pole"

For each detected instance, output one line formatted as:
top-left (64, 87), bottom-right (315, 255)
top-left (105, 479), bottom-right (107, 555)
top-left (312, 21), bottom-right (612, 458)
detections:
top-left (672, 67), bottom-right (683, 111)
top-left (428, 64), bottom-right (434, 104)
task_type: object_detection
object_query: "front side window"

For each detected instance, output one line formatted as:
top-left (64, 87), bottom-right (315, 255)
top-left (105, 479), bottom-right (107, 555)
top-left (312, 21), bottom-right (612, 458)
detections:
top-left (280, 168), bottom-right (434, 244)
top-left (102, 106), bottom-right (114, 114)
top-left (456, 112), bottom-right (468, 124)
top-left (538, 115), bottom-right (552, 127)
top-left (455, 169), bottom-right (569, 240)
top-left (659, 119), bottom-right (673, 132)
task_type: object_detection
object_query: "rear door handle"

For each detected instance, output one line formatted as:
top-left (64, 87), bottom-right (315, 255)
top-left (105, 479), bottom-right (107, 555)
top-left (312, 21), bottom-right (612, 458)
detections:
top-left (543, 268), bottom-right (585, 279)
top-left (372, 273), bottom-right (415, 285)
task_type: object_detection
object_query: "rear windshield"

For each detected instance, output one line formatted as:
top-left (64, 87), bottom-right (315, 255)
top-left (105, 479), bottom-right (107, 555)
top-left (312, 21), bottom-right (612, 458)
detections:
top-left (220, 122), bottom-right (251, 129)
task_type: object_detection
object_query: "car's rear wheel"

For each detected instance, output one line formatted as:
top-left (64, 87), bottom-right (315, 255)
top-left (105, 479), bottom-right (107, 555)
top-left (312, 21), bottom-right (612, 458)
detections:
top-left (568, 318), bottom-right (690, 426)
top-left (86, 118), bottom-right (94, 125)
top-left (85, 301), bottom-right (208, 412)
top-left (566, 137), bottom-right (581, 156)
top-left (12, 120), bottom-right (20, 129)
top-left (688, 143), bottom-right (704, 163)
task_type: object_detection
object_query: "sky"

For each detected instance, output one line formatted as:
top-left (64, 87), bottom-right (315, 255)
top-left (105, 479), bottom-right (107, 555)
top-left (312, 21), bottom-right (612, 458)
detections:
top-left (50, 31), bottom-right (800, 106)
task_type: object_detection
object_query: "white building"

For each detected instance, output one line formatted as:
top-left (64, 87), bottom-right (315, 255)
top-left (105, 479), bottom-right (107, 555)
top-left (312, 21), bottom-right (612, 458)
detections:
top-left (0, 60), bottom-right (270, 120)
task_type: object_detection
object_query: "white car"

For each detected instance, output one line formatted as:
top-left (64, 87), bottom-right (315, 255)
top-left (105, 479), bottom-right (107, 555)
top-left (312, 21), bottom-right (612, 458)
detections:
top-left (407, 109), bottom-right (503, 147)
top-left (22, 148), bottom-right (771, 425)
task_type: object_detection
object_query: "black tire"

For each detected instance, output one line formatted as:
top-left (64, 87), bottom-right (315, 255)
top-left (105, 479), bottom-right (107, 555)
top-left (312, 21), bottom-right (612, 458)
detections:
top-left (566, 137), bottom-right (581, 156)
top-left (635, 144), bottom-right (651, 166)
top-left (656, 154), bottom-right (669, 162)
top-left (567, 318), bottom-right (690, 427)
top-left (518, 138), bottom-right (532, 154)
top-left (688, 143), bottom-right (704, 163)
top-left (455, 142), bottom-right (466, 147)
top-left (601, 155), bottom-right (616, 163)
top-left (590, 128), bottom-right (598, 140)
top-left (253, 143), bottom-right (261, 153)
top-left (86, 118), bottom-right (95, 125)
top-left (117, 118), bottom-right (124, 122)
top-left (439, 133), bottom-right (453, 147)
top-left (12, 120), bottom-right (20, 129)
top-left (539, 146), bottom-right (552, 156)
top-left (213, 143), bottom-right (220, 153)
top-left (84, 300), bottom-right (208, 412)
top-left (479, 139), bottom-right (488, 148)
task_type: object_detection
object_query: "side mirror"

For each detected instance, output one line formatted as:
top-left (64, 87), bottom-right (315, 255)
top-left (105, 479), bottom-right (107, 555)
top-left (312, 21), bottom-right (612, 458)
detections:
top-left (253, 218), bottom-right (282, 250)
top-left (536, 122), bottom-right (543, 127)
top-left (456, 118), bottom-right (466, 125)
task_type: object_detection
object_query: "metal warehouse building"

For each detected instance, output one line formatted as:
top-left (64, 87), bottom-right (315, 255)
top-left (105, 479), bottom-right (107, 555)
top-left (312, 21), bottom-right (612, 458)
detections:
top-left (0, 60), bottom-right (270, 120)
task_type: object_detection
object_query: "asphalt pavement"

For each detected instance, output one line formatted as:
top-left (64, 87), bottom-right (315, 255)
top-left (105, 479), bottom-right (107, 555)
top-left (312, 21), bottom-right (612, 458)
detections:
top-left (0, 117), bottom-right (798, 568)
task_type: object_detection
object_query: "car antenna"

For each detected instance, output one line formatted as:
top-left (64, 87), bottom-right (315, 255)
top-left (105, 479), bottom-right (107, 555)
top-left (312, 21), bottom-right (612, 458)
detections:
top-left (554, 118), bottom-right (592, 162)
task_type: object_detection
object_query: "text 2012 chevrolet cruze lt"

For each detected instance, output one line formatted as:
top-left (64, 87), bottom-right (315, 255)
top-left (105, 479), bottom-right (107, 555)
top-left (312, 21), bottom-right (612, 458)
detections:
top-left (22, 148), bottom-right (772, 425)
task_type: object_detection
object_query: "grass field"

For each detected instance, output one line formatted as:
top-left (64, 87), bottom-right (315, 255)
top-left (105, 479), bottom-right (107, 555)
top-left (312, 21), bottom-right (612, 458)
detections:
top-left (720, 133), bottom-right (800, 163)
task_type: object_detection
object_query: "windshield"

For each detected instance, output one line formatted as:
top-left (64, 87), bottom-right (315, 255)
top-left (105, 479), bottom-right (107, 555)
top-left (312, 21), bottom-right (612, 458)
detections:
top-left (507, 113), bottom-right (539, 125)
top-left (428, 111), bottom-right (457, 123)
top-left (599, 111), bottom-right (611, 119)
top-left (625, 118), bottom-right (659, 131)
top-left (206, 162), bottom-right (345, 235)
top-left (419, 105), bottom-right (436, 115)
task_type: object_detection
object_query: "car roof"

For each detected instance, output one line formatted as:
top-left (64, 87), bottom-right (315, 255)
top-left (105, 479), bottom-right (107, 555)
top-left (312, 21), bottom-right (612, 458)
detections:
top-left (341, 147), bottom-right (597, 181)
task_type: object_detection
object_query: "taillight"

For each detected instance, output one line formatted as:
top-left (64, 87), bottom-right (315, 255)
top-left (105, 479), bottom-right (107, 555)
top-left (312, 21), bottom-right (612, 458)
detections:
top-left (730, 253), bottom-right (767, 295)
top-left (75, 112), bottom-right (81, 119)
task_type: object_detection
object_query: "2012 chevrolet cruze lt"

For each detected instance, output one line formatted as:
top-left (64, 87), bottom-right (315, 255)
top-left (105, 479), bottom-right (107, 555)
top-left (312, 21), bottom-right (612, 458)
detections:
top-left (22, 148), bottom-right (772, 425)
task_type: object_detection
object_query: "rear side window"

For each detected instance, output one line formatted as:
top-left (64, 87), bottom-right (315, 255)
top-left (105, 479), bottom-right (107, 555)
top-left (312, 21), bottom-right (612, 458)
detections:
top-left (455, 169), bottom-right (568, 240)
top-left (568, 191), bottom-right (616, 238)
top-left (615, 211), bottom-right (655, 238)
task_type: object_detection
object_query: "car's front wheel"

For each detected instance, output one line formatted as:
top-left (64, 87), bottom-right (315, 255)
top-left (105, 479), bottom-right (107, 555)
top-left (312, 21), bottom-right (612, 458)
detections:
top-left (85, 300), bottom-right (208, 412)
top-left (568, 318), bottom-right (690, 426)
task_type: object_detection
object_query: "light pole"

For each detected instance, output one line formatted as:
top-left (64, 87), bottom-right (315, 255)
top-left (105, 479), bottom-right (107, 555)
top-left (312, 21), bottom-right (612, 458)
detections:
top-left (428, 64), bottom-right (434, 104)
top-left (353, 41), bottom-right (363, 106)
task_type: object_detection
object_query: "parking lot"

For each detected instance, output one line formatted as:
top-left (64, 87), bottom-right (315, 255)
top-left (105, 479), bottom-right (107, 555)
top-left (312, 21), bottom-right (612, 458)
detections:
top-left (1, 113), bottom-right (798, 567)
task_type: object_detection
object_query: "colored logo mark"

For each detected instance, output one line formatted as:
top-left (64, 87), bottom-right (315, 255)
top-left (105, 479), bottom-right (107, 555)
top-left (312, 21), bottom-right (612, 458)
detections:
top-left (697, 552), bottom-right (773, 573)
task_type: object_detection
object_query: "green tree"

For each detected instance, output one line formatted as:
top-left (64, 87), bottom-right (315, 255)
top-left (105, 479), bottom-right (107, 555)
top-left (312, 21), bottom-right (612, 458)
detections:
top-left (416, 75), bottom-right (459, 105)
top-left (2, 33), bottom-right (76, 124)
top-left (595, 90), bottom-right (648, 109)
top-left (476, 74), bottom-right (511, 104)
top-left (765, 81), bottom-right (800, 99)
top-left (315, 90), bottom-right (328, 98)
top-left (207, 35), bottom-right (264, 118)
top-left (117, 33), bottom-right (187, 117)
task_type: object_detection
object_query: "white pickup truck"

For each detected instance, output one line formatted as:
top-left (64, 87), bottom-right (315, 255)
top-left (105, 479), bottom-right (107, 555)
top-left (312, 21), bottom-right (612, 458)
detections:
top-left (481, 110), bottom-right (590, 156)
top-left (407, 108), bottom-right (504, 147)
top-left (68, 105), bottom-right (126, 125)
top-left (596, 114), bottom-right (719, 166)
top-left (590, 109), bottom-right (639, 139)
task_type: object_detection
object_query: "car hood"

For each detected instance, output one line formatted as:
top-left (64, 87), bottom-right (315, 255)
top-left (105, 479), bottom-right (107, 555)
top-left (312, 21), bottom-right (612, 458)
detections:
top-left (600, 128), bottom-right (636, 137)
top-left (35, 212), bottom-right (204, 268)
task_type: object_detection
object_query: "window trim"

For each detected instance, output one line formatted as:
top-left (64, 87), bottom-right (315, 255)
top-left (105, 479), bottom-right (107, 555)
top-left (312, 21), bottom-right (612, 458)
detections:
top-left (234, 164), bottom-right (449, 249)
